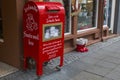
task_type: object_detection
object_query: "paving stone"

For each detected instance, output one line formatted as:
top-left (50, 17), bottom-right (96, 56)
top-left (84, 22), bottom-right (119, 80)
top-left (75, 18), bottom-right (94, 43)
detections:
top-left (73, 71), bottom-right (104, 80)
top-left (102, 48), bottom-right (120, 57)
top-left (106, 70), bottom-right (120, 80)
top-left (80, 56), bottom-right (100, 65)
top-left (102, 77), bottom-right (113, 80)
top-left (105, 45), bottom-right (120, 51)
top-left (67, 60), bottom-right (90, 71)
top-left (85, 65), bottom-right (112, 76)
top-left (94, 49), bottom-right (112, 56)
top-left (1, 36), bottom-right (120, 80)
top-left (1, 71), bottom-right (23, 80)
top-left (60, 64), bottom-right (82, 78)
top-left (113, 65), bottom-right (120, 72)
top-left (103, 56), bottom-right (120, 65)
top-left (95, 60), bottom-right (118, 69)
top-left (41, 71), bottom-right (71, 80)
top-left (86, 52), bottom-right (107, 60)
top-left (106, 52), bottom-right (120, 59)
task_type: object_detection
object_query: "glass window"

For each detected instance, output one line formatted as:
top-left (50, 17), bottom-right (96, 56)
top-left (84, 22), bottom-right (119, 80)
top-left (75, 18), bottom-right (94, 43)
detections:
top-left (46, 0), bottom-right (71, 34)
top-left (104, 0), bottom-right (112, 27)
top-left (77, 0), bottom-right (97, 30)
top-left (103, 0), bottom-right (116, 33)
top-left (63, 0), bottom-right (71, 34)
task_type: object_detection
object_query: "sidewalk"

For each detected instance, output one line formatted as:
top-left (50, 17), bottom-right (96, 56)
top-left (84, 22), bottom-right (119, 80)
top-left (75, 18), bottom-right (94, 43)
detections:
top-left (1, 36), bottom-right (120, 80)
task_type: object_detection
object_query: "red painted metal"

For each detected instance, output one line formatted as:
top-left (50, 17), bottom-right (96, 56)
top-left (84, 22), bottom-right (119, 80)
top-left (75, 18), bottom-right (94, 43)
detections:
top-left (23, 1), bottom-right (65, 76)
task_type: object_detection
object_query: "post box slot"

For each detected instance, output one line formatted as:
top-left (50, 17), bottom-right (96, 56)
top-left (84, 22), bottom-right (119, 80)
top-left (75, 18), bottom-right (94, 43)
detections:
top-left (46, 6), bottom-right (60, 13)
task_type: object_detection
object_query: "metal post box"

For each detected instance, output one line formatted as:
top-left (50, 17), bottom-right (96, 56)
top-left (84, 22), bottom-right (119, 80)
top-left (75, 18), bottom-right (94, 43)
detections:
top-left (23, 1), bottom-right (65, 76)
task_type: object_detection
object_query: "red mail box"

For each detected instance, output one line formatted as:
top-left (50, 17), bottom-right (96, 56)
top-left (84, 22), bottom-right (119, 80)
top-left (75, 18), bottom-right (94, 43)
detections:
top-left (23, 1), bottom-right (65, 76)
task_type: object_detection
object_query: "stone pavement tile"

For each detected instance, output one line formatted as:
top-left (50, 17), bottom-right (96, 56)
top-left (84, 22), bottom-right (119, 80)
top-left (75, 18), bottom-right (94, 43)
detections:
top-left (102, 56), bottom-right (120, 65)
top-left (59, 64), bottom-right (82, 79)
top-left (67, 60), bottom-right (91, 71)
top-left (109, 41), bottom-right (120, 47)
top-left (80, 56), bottom-right (100, 65)
top-left (106, 70), bottom-right (120, 80)
top-left (104, 52), bottom-right (120, 59)
top-left (41, 71), bottom-right (72, 80)
top-left (41, 63), bottom-right (83, 80)
top-left (64, 51), bottom-right (91, 65)
top-left (102, 48), bottom-right (120, 57)
top-left (0, 71), bottom-right (24, 80)
top-left (85, 65), bottom-right (112, 76)
top-left (95, 60), bottom-right (118, 69)
top-left (64, 54), bottom-right (80, 64)
top-left (86, 51), bottom-right (108, 60)
top-left (102, 43), bottom-right (120, 51)
top-left (63, 52), bottom-right (86, 65)
top-left (73, 71), bottom-right (104, 80)
top-left (27, 70), bottom-right (37, 78)
top-left (93, 48), bottom-right (112, 56)
top-left (1, 36), bottom-right (120, 80)
top-left (71, 51), bottom-right (90, 58)
top-left (43, 66), bottom-right (56, 75)
top-left (102, 77), bottom-right (113, 80)
top-left (105, 52), bottom-right (120, 59)
top-left (5, 71), bottom-right (36, 80)
top-left (88, 42), bottom-right (104, 51)
top-left (113, 65), bottom-right (120, 72)
top-left (101, 44), bottom-right (120, 54)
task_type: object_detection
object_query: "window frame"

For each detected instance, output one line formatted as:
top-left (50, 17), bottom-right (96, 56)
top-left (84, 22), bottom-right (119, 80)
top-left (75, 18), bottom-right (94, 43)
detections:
top-left (64, 0), bottom-right (72, 35)
top-left (77, 0), bottom-right (99, 32)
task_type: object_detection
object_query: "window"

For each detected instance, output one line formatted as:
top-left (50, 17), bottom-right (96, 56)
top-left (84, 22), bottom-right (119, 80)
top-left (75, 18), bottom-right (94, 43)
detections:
top-left (104, 0), bottom-right (112, 27)
top-left (77, 0), bottom-right (97, 31)
top-left (103, 0), bottom-right (116, 33)
top-left (63, 0), bottom-right (71, 34)
top-left (46, 0), bottom-right (71, 34)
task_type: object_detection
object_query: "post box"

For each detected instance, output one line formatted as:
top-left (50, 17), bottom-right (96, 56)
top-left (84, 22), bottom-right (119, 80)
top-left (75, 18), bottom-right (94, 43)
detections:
top-left (23, 1), bottom-right (65, 76)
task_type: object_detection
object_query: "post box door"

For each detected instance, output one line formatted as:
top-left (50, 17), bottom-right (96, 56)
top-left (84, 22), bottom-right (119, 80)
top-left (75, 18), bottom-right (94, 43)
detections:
top-left (23, 2), bottom-right (40, 58)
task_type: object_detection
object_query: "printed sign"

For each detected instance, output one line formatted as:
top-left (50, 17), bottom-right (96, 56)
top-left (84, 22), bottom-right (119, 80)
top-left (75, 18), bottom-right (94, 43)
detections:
top-left (43, 23), bottom-right (62, 42)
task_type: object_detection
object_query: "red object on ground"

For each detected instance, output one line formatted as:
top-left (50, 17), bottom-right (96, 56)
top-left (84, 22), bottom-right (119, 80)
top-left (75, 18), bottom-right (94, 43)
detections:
top-left (76, 44), bottom-right (88, 52)
top-left (23, 1), bottom-right (65, 76)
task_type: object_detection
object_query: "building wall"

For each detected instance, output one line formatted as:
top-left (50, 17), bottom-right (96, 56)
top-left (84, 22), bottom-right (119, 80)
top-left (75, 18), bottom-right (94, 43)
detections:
top-left (0, 0), bottom-right (21, 68)
top-left (0, 0), bottom-right (111, 68)
top-left (0, 0), bottom-right (45, 68)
